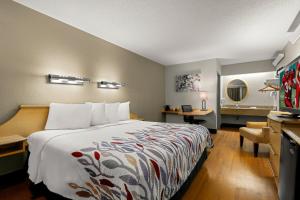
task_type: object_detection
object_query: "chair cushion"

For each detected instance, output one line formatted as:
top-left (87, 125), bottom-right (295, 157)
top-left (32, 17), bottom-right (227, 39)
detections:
top-left (246, 121), bottom-right (268, 129)
top-left (239, 127), bottom-right (269, 143)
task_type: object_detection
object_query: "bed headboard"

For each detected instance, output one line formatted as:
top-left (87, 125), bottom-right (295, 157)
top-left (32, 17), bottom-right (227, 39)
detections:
top-left (0, 105), bottom-right (140, 138)
top-left (0, 105), bottom-right (49, 137)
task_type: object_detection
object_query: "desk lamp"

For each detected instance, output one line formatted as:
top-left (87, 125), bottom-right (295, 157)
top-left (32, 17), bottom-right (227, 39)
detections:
top-left (200, 91), bottom-right (208, 111)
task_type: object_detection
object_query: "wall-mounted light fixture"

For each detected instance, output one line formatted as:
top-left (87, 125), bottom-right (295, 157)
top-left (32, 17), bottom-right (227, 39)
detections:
top-left (48, 74), bottom-right (90, 85)
top-left (97, 81), bottom-right (123, 89)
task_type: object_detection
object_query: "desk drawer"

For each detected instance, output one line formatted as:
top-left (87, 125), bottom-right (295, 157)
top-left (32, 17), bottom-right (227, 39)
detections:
top-left (269, 130), bottom-right (281, 155)
top-left (270, 147), bottom-right (280, 177)
top-left (268, 119), bottom-right (281, 133)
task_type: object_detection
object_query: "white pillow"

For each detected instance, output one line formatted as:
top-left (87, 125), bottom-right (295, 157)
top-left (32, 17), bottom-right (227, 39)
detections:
top-left (105, 103), bottom-right (120, 123)
top-left (45, 103), bottom-right (92, 130)
top-left (86, 102), bottom-right (106, 126)
top-left (119, 101), bottom-right (130, 121)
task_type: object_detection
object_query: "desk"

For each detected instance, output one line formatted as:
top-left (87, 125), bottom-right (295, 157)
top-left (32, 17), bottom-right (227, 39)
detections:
top-left (162, 108), bottom-right (214, 131)
top-left (161, 108), bottom-right (213, 116)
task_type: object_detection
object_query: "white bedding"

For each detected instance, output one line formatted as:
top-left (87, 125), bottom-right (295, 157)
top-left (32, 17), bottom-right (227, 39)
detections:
top-left (28, 120), bottom-right (211, 200)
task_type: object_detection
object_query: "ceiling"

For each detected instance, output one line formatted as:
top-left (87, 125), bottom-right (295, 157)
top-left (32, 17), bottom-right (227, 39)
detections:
top-left (14, 0), bottom-right (300, 65)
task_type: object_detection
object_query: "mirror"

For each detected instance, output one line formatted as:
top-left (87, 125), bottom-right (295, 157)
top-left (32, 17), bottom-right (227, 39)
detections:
top-left (227, 79), bottom-right (247, 102)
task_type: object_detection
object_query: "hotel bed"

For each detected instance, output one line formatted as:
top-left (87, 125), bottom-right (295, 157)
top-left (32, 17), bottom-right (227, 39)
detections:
top-left (28, 120), bottom-right (212, 200)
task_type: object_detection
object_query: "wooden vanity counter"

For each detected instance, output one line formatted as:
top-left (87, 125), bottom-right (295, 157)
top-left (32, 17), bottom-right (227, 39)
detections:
top-left (221, 105), bottom-right (275, 117)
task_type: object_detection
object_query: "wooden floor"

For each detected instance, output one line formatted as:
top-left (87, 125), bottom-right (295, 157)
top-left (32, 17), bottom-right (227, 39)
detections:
top-left (0, 128), bottom-right (278, 200)
top-left (182, 128), bottom-right (278, 200)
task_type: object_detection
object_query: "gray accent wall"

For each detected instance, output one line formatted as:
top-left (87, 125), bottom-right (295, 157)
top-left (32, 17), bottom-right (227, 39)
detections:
top-left (165, 59), bottom-right (221, 129)
top-left (0, 0), bottom-right (165, 124)
top-left (221, 72), bottom-right (276, 106)
top-left (220, 59), bottom-right (276, 125)
top-left (222, 59), bottom-right (275, 75)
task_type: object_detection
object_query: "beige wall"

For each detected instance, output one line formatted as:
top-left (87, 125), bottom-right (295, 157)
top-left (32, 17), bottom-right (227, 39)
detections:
top-left (0, 0), bottom-right (165, 124)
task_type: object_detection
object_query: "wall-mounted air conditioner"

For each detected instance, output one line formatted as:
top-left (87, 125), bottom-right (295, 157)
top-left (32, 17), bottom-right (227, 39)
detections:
top-left (272, 53), bottom-right (285, 67)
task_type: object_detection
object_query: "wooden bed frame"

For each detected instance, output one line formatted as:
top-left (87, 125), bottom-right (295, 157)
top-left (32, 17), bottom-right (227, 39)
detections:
top-left (0, 105), bottom-right (141, 138)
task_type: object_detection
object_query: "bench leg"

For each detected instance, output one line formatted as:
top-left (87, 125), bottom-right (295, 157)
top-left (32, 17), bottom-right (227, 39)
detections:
top-left (240, 135), bottom-right (244, 147)
top-left (254, 143), bottom-right (259, 157)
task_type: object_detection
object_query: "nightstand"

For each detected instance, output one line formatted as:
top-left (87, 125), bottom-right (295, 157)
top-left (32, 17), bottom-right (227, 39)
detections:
top-left (0, 135), bottom-right (28, 176)
top-left (130, 113), bottom-right (144, 121)
top-left (0, 135), bottom-right (26, 158)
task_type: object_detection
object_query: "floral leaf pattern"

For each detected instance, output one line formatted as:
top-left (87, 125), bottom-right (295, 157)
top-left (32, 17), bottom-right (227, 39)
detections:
top-left (94, 151), bottom-right (101, 160)
top-left (76, 191), bottom-right (92, 198)
top-left (84, 168), bottom-right (97, 177)
top-left (68, 123), bottom-right (212, 199)
top-left (125, 154), bottom-right (137, 167)
top-left (80, 147), bottom-right (97, 152)
top-left (78, 158), bottom-right (90, 165)
top-left (150, 159), bottom-right (160, 180)
top-left (119, 175), bottom-right (138, 185)
top-left (100, 179), bottom-right (114, 187)
top-left (102, 160), bottom-right (119, 169)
